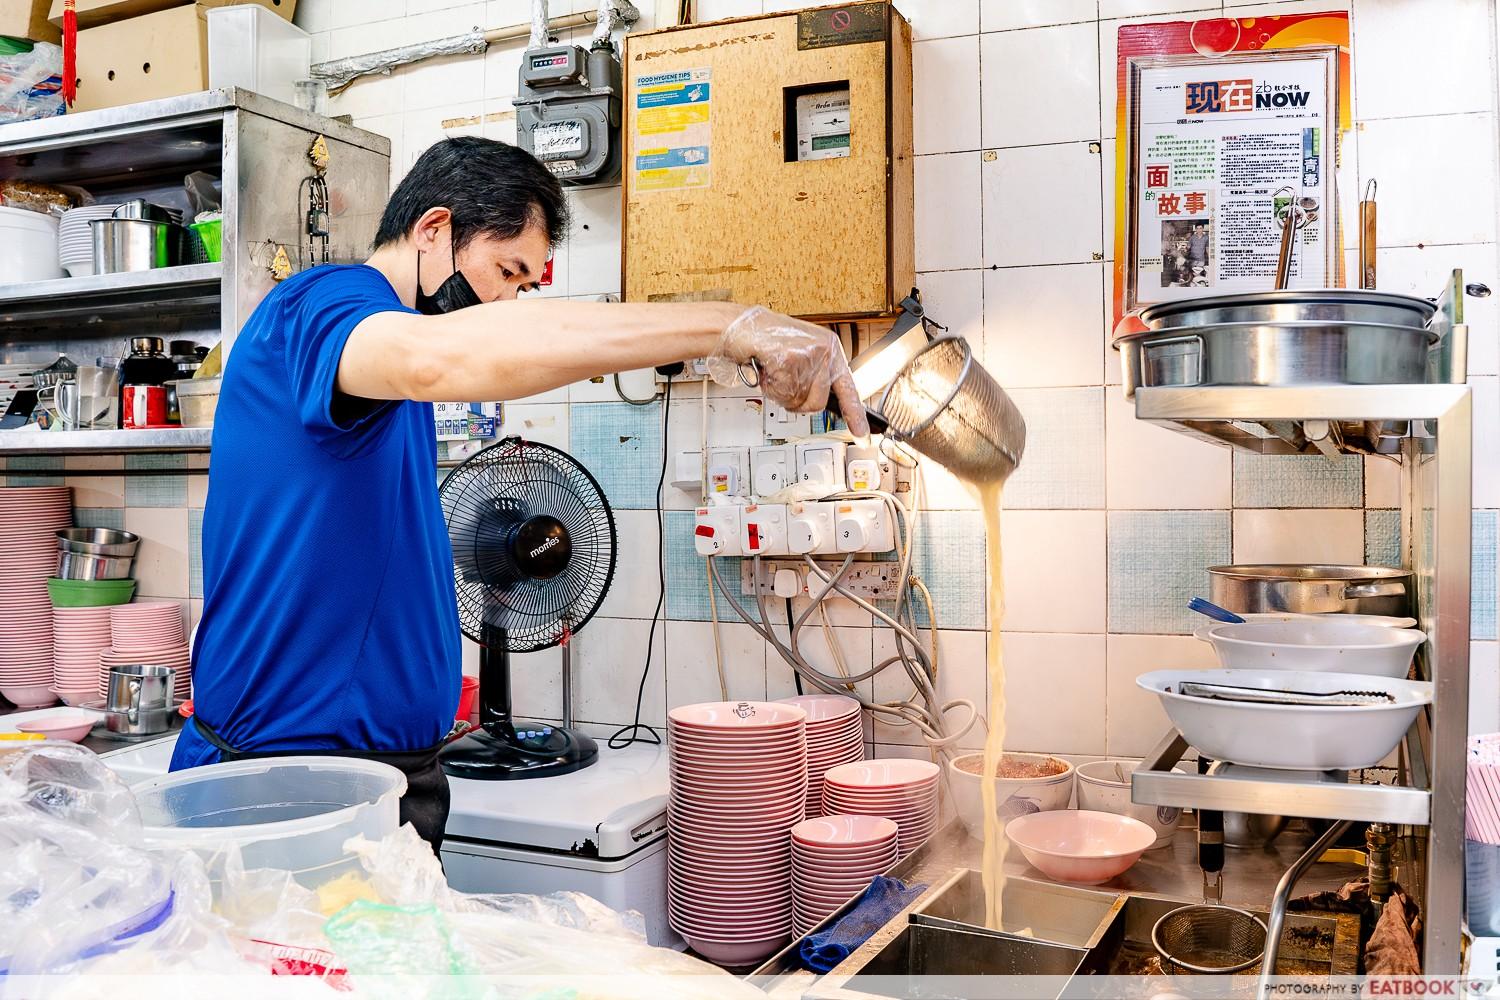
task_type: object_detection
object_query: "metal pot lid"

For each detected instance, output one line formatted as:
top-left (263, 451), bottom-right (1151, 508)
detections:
top-left (1112, 318), bottom-right (1441, 347)
top-left (1207, 564), bottom-right (1412, 581)
top-left (1138, 289), bottom-right (1436, 326)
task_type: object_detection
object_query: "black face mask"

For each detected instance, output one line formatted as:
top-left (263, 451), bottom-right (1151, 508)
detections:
top-left (414, 242), bottom-right (481, 315)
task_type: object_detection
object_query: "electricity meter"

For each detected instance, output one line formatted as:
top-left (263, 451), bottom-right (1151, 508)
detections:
top-left (516, 43), bottom-right (623, 185)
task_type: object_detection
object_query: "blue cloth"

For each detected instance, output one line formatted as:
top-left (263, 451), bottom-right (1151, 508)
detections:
top-left (170, 264), bottom-right (462, 771)
top-left (799, 875), bottom-right (928, 973)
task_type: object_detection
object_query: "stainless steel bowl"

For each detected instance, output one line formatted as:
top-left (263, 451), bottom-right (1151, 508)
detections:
top-left (1224, 811), bottom-right (1289, 848)
top-left (57, 527), bottom-right (140, 558)
top-left (56, 549), bottom-right (135, 581)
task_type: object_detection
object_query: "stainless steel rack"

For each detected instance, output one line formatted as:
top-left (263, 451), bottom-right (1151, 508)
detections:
top-left (1128, 382), bottom-right (1472, 973)
top-left (0, 89), bottom-right (391, 458)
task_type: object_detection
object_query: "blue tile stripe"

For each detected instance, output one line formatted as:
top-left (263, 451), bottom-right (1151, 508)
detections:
top-left (1108, 510), bottom-right (1231, 634)
top-left (1364, 509), bottom-right (1496, 639)
top-left (1004, 388), bottom-right (1105, 510)
top-left (189, 508), bottom-right (205, 600)
top-left (1234, 453), bottom-right (1363, 508)
top-left (5, 454), bottom-right (63, 486)
top-left (74, 508), bottom-right (124, 530)
top-left (124, 454), bottom-right (187, 507)
top-left (569, 402), bottom-right (665, 510)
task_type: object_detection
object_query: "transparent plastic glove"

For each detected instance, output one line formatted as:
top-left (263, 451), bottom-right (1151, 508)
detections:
top-left (707, 306), bottom-right (870, 438)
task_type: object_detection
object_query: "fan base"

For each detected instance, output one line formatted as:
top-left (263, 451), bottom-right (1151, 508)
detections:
top-left (439, 721), bottom-right (599, 780)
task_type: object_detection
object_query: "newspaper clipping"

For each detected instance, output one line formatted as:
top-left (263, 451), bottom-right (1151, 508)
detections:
top-left (1131, 50), bottom-right (1337, 304)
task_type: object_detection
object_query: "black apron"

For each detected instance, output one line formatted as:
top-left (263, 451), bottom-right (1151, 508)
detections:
top-left (190, 716), bottom-right (451, 856)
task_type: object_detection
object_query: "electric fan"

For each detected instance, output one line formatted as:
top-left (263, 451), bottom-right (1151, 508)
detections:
top-left (437, 437), bottom-right (617, 780)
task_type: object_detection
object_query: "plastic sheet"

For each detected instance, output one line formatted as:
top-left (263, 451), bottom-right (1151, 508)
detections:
top-left (0, 41), bottom-right (64, 124)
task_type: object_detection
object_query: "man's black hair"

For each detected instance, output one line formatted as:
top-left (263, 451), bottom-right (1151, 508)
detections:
top-left (372, 136), bottom-right (570, 252)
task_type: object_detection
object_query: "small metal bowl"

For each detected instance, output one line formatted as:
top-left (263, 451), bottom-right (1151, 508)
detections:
top-left (56, 549), bottom-right (135, 581)
top-left (57, 527), bottom-right (140, 558)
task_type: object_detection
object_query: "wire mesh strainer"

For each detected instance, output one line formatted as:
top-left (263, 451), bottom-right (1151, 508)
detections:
top-left (1152, 904), bottom-right (1268, 975)
top-left (872, 336), bottom-right (1026, 486)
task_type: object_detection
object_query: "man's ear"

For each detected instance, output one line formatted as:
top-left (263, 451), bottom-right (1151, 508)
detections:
top-left (411, 207), bottom-right (453, 253)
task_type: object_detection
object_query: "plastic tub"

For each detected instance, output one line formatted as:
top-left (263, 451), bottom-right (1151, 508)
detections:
top-left (47, 576), bottom-right (137, 607)
top-left (168, 376), bottom-right (221, 427)
top-left (132, 756), bottom-right (406, 889)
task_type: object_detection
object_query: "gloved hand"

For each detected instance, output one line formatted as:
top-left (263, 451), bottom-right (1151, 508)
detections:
top-left (707, 306), bottom-right (870, 438)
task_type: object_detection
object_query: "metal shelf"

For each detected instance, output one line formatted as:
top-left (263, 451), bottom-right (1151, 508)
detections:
top-left (0, 263), bottom-right (223, 326)
top-left (0, 426), bottom-right (211, 456)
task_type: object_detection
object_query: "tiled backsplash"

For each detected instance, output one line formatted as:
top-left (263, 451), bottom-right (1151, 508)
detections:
top-left (7, 0), bottom-right (1498, 752)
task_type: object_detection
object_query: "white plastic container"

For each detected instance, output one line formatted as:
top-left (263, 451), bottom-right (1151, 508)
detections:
top-left (169, 376), bottom-right (221, 427)
top-left (0, 206), bottom-right (65, 283)
top-left (1203, 620), bottom-right (1426, 678)
top-left (206, 5), bottom-right (312, 107)
top-left (132, 756), bottom-right (406, 889)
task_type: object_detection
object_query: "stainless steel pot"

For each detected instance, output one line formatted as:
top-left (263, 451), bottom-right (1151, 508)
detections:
top-left (56, 548), bottom-right (135, 581)
top-left (1224, 811), bottom-right (1289, 848)
top-left (57, 527), bottom-right (140, 558)
top-left (91, 217), bottom-right (171, 273)
top-left (1138, 289), bottom-right (1436, 331)
top-left (1208, 564), bottom-right (1412, 617)
top-left (100, 703), bottom-right (178, 736)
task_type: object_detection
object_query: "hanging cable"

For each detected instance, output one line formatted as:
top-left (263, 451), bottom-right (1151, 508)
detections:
top-left (786, 597), bottom-right (804, 695)
top-left (613, 371), bottom-right (659, 406)
top-left (609, 376), bottom-right (672, 748)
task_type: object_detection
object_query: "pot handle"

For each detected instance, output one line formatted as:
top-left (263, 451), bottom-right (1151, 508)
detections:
top-left (1140, 332), bottom-right (1205, 388)
top-left (1343, 581), bottom-right (1408, 600)
top-left (127, 678), bottom-right (142, 723)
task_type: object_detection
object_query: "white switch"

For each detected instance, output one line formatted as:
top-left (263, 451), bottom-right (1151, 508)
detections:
top-left (833, 498), bottom-right (895, 554)
top-left (764, 401), bottom-right (812, 440)
top-left (742, 503), bottom-right (787, 556)
top-left (787, 500), bottom-right (836, 555)
top-left (694, 505), bottom-right (743, 557)
top-left (707, 447), bottom-right (750, 498)
top-left (751, 445), bottom-right (795, 497)
top-left (795, 441), bottom-right (847, 493)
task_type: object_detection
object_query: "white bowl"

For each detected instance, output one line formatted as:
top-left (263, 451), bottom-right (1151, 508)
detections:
top-left (1138, 668), bottom-right (1432, 770)
top-left (1193, 612), bottom-right (1417, 641)
top-left (946, 751), bottom-right (1075, 841)
top-left (1005, 810), bottom-right (1156, 885)
top-left (1075, 760), bottom-right (1186, 849)
top-left (1204, 620), bottom-right (1425, 678)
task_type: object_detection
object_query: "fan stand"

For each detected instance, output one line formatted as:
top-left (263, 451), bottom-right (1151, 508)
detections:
top-left (438, 619), bottom-right (599, 780)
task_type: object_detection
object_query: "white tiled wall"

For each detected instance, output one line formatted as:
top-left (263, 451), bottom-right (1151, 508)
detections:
top-left (17, 1), bottom-right (1486, 753)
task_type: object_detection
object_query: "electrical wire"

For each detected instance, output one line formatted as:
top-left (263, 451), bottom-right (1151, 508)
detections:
top-left (613, 371), bottom-right (659, 406)
top-left (786, 598), bottom-right (804, 695)
top-left (608, 376), bottom-right (671, 749)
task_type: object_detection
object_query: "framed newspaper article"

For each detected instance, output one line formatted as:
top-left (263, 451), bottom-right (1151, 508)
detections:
top-left (1123, 46), bottom-right (1340, 311)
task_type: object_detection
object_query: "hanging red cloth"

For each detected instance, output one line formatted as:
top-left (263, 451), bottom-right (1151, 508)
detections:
top-left (61, 0), bottom-right (77, 106)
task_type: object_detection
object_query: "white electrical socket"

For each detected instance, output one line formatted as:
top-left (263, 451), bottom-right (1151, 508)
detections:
top-left (831, 498), bottom-right (895, 553)
top-left (694, 505), bottom-right (743, 557)
top-left (751, 445), bottom-right (795, 496)
top-left (742, 503), bottom-right (788, 556)
top-left (671, 449), bottom-right (704, 492)
top-left (739, 559), bottom-right (903, 601)
top-left (706, 447), bottom-right (750, 498)
top-left (846, 442), bottom-right (898, 493)
top-left (795, 440), bottom-right (848, 492)
top-left (655, 358), bottom-right (713, 383)
top-left (764, 401), bottom-right (812, 439)
top-left (786, 500), bottom-right (837, 555)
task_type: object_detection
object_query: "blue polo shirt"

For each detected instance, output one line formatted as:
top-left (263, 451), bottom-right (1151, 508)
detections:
top-left (170, 264), bottom-right (462, 770)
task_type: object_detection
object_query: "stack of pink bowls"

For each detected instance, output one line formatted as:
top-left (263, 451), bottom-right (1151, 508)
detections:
top-left (0, 487), bottom-right (72, 708)
top-left (822, 759), bottom-right (941, 860)
top-left (51, 606), bottom-right (113, 705)
top-left (776, 694), bottom-right (866, 818)
top-left (101, 602), bottom-right (190, 700)
top-left (791, 814), bottom-right (899, 937)
top-left (667, 701), bottom-right (808, 967)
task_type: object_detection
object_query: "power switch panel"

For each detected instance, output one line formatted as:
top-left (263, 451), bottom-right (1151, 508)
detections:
top-left (832, 498), bottom-right (895, 554)
top-left (742, 503), bottom-right (788, 556)
top-left (694, 505), bottom-right (744, 557)
top-left (847, 442), bottom-right (897, 492)
top-left (706, 446), bottom-right (751, 498)
top-left (795, 441), bottom-right (848, 493)
top-left (787, 500), bottom-right (837, 555)
top-left (751, 445), bottom-right (795, 497)
top-left (847, 459), bottom-right (881, 492)
top-left (764, 400), bottom-right (813, 439)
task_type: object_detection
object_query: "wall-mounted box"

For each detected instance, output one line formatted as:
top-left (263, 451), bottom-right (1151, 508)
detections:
top-left (621, 1), bottom-right (914, 321)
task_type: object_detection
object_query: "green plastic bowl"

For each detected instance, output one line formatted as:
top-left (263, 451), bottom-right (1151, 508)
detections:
top-left (189, 219), bottom-right (222, 263)
top-left (47, 577), bottom-right (137, 608)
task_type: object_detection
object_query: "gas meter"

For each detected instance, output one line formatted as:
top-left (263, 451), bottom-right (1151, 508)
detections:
top-left (515, 42), bottom-right (622, 185)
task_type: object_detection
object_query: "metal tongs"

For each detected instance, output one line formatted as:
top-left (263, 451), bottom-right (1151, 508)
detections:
top-left (1177, 680), bottom-right (1395, 706)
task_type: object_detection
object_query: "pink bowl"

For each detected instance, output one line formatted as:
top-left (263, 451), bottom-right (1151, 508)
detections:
top-left (1, 685), bottom-right (57, 708)
top-left (16, 712), bottom-right (95, 741)
top-left (823, 759), bottom-right (940, 789)
top-left (774, 694), bottom-right (861, 723)
top-left (680, 933), bottom-right (789, 967)
top-left (1004, 809), bottom-right (1157, 885)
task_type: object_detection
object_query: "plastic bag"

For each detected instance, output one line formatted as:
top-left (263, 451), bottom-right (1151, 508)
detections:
top-left (0, 41), bottom-right (64, 124)
top-left (184, 170), bottom-right (222, 220)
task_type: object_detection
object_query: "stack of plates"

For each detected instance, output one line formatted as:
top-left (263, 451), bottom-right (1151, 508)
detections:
top-left (102, 602), bottom-right (190, 700)
top-left (791, 815), bottom-right (900, 937)
top-left (777, 694), bottom-right (866, 817)
top-left (58, 205), bottom-right (118, 278)
top-left (667, 701), bottom-right (808, 968)
top-left (52, 605), bottom-right (113, 705)
top-left (822, 759), bottom-right (941, 860)
top-left (0, 362), bottom-right (35, 414)
top-left (0, 487), bottom-right (72, 707)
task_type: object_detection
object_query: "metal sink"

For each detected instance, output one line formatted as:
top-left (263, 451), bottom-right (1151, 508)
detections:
top-left (909, 869), bottom-right (1123, 949)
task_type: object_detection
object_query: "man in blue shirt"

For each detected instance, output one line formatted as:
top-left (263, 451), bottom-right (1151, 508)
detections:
top-left (171, 138), bottom-right (866, 854)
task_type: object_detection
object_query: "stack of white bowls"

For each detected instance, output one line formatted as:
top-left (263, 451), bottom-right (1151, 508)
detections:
top-left (102, 602), bottom-right (190, 700)
top-left (52, 605), bottom-right (113, 705)
top-left (791, 815), bottom-right (899, 937)
top-left (0, 487), bottom-right (72, 707)
top-left (777, 694), bottom-right (866, 817)
top-left (58, 205), bottom-right (118, 278)
top-left (667, 701), bottom-right (808, 967)
top-left (822, 759), bottom-right (941, 860)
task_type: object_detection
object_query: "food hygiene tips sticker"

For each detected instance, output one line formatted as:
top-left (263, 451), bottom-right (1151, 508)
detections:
top-left (633, 68), bottom-right (712, 191)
